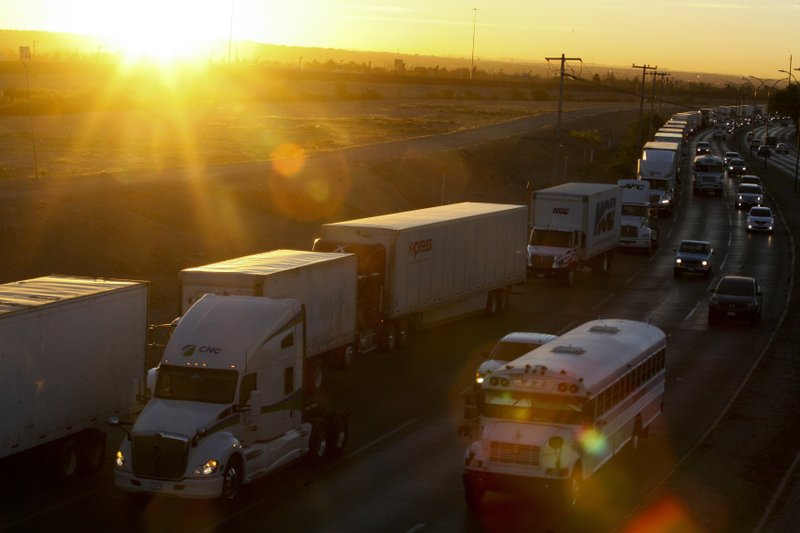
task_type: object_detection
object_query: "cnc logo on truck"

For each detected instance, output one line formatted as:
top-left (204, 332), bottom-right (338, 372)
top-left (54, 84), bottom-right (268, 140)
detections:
top-left (409, 238), bottom-right (433, 258)
top-left (181, 344), bottom-right (222, 357)
top-left (594, 198), bottom-right (617, 236)
top-left (552, 207), bottom-right (570, 215)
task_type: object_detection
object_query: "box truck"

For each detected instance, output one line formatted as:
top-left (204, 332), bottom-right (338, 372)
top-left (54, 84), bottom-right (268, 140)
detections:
top-left (0, 275), bottom-right (148, 482)
top-left (527, 182), bottom-right (621, 286)
top-left (111, 294), bottom-right (348, 503)
top-left (179, 250), bottom-right (357, 391)
top-left (313, 202), bottom-right (528, 351)
top-left (617, 179), bottom-right (658, 253)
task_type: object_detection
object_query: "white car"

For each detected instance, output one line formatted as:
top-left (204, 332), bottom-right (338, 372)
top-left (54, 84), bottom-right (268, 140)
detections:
top-left (723, 151), bottom-right (742, 165)
top-left (746, 206), bottom-right (775, 234)
top-left (474, 331), bottom-right (558, 387)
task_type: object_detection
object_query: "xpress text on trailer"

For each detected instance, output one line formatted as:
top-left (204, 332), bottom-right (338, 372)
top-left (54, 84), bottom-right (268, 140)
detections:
top-left (313, 202), bottom-right (527, 352)
top-left (459, 319), bottom-right (667, 508)
top-left (111, 294), bottom-right (348, 503)
top-left (527, 182), bottom-right (621, 286)
top-left (0, 275), bottom-right (148, 482)
top-left (179, 250), bottom-right (357, 390)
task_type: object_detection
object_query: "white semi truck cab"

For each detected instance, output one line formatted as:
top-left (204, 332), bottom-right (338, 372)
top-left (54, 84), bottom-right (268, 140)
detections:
top-left (617, 179), bottom-right (658, 253)
top-left (111, 294), bottom-right (348, 503)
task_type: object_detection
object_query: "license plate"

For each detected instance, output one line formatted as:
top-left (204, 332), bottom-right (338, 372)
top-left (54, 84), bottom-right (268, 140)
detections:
top-left (149, 481), bottom-right (164, 491)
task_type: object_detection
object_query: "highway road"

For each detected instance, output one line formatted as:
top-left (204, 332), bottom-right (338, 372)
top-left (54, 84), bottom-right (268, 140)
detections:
top-left (0, 114), bottom-right (796, 533)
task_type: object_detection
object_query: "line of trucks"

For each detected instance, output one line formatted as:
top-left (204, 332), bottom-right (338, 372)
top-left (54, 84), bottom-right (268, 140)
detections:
top-left (3, 126), bottom-right (704, 502)
top-left (2, 201), bottom-right (535, 502)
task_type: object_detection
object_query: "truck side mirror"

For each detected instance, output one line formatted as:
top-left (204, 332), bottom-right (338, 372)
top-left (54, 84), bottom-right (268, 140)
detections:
top-left (249, 390), bottom-right (263, 414)
top-left (146, 367), bottom-right (158, 396)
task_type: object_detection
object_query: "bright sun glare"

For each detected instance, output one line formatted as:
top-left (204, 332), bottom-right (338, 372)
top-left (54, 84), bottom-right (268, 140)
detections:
top-left (86, 1), bottom-right (229, 63)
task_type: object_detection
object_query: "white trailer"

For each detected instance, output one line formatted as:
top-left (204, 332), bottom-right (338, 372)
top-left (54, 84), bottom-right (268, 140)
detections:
top-left (617, 179), bottom-right (658, 253)
top-left (638, 141), bottom-right (680, 217)
top-left (0, 275), bottom-right (148, 482)
top-left (527, 182), bottom-right (621, 286)
top-left (111, 294), bottom-right (348, 503)
top-left (180, 250), bottom-right (357, 390)
top-left (313, 202), bottom-right (528, 351)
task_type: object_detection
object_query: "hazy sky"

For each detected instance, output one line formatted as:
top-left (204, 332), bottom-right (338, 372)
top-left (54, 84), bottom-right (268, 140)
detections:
top-left (2, 0), bottom-right (798, 79)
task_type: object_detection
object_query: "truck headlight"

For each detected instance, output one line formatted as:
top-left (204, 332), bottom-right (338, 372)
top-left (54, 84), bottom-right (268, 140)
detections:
top-left (660, 198), bottom-right (670, 205)
top-left (193, 459), bottom-right (219, 476)
top-left (115, 450), bottom-right (127, 467)
top-left (675, 258), bottom-right (682, 264)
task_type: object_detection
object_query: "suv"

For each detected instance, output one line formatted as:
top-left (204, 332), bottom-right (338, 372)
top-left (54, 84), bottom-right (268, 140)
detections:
top-left (735, 183), bottom-right (764, 210)
top-left (474, 332), bottom-right (558, 388)
top-left (739, 175), bottom-right (762, 187)
top-left (757, 144), bottom-right (772, 157)
top-left (723, 151), bottom-right (741, 165)
top-left (708, 275), bottom-right (762, 325)
top-left (674, 240), bottom-right (715, 278)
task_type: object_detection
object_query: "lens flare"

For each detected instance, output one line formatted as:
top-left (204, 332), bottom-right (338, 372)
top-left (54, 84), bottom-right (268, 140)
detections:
top-left (623, 495), bottom-right (702, 533)
top-left (579, 427), bottom-right (609, 456)
top-left (271, 143), bottom-right (306, 178)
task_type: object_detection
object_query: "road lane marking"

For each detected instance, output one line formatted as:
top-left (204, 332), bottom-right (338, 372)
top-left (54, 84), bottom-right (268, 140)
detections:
top-left (345, 418), bottom-right (419, 461)
top-left (683, 300), bottom-right (702, 321)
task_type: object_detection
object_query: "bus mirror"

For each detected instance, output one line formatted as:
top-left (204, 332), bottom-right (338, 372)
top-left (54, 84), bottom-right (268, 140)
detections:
top-left (457, 424), bottom-right (472, 438)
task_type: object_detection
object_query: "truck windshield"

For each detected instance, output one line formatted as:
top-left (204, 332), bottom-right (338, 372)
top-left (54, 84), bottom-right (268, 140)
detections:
top-left (155, 365), bottom-right (239, 404)
top-left (482, 390), bottom-right (585, 425)
top-left (621, 205), bottom-right (648, 217)
top-left (694, 163), bottom-right (724, 173)
top-left (642, 179), bottom-right (667, 191)
top-left (530, 229), bottom-right (572, 247)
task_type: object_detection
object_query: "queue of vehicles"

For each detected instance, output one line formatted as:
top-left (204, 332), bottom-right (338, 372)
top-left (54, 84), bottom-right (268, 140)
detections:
top-left (2, 105), bottom-right (787, 515)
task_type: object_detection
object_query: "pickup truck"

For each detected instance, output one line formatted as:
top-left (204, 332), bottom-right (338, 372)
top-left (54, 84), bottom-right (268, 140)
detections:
top-left (674, 240), bottom-right (715, 278)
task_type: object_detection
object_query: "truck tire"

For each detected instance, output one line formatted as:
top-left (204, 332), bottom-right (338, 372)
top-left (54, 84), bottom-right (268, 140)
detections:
top-left (221, 456), bottom-right (243, 504)
top-left (463, 476), bottom-right (485, 508)
top-left (326, 413), bottom-right (348, 459)
top-left (379, 323), bottom-right (396, 352)
top-left (336, 344), bottom-right (356, 369)
top-left (307, 418), bottom-right (330, 464)
top-left (79, 430), bottom-right (106, 476)
top-left (53, 438), bottom-right (80, 483)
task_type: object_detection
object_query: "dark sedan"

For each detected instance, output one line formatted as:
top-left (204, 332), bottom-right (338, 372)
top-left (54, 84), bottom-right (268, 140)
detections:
top-left (708, 275), bottom-right (762, 325)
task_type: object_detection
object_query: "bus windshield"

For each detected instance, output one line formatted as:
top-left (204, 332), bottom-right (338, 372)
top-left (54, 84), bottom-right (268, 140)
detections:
top-left (482, 389), bottom-right (586, 425)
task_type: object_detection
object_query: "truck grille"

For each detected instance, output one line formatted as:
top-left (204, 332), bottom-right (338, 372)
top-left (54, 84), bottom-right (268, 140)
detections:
top-left (132, 434), bottom-right (189, 480)
top-left (489, 441), bottom-right (541, 466)
top-left (531, 255), bottom-right (554, 268)
top-left (621, 225), bottom-right (638, 238)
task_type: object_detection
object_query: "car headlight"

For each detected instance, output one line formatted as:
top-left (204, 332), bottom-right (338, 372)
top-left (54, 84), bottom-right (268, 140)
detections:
top-left (702, 260), bottom-right (708, 266)
top-left (675, 258), bottom-right (682, 264)
top-left (757, 196), bottom-right (763, 202)
top-left (193, 459), bottom-right (219, 476)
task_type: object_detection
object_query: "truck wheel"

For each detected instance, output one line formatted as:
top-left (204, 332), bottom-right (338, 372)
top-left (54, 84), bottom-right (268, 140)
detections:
top-left (464, 476), bottom-right (485, 508)
top-left (79, 431), bottom-right (106, 475)
top-left (396, 321), bottom-right (409, 348)
top-left (336, 344), bottom-right (356, 369)
top-left (327, 413), bottom-right (348, 458)
top-left (308, 418), bottom-right (330, 464)
top-left (53, 439), bottom-right (80, 483)
top-left (379, 323), bottom-right (396, 352)
top-left (221, 456), bottom-right (242, 503)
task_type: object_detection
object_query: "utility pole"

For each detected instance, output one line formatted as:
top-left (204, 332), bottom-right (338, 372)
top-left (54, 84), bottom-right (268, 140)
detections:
top-left (633, 63), bottom-right (657, 150)
top-left (545, 53), bottom-right (582, 182)
top-left (469, 8), bottom-right (478, 80)
top-left (647, 70), bottom-right (668, 139)
top-left (655, 71), bottom-right (670, 113)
